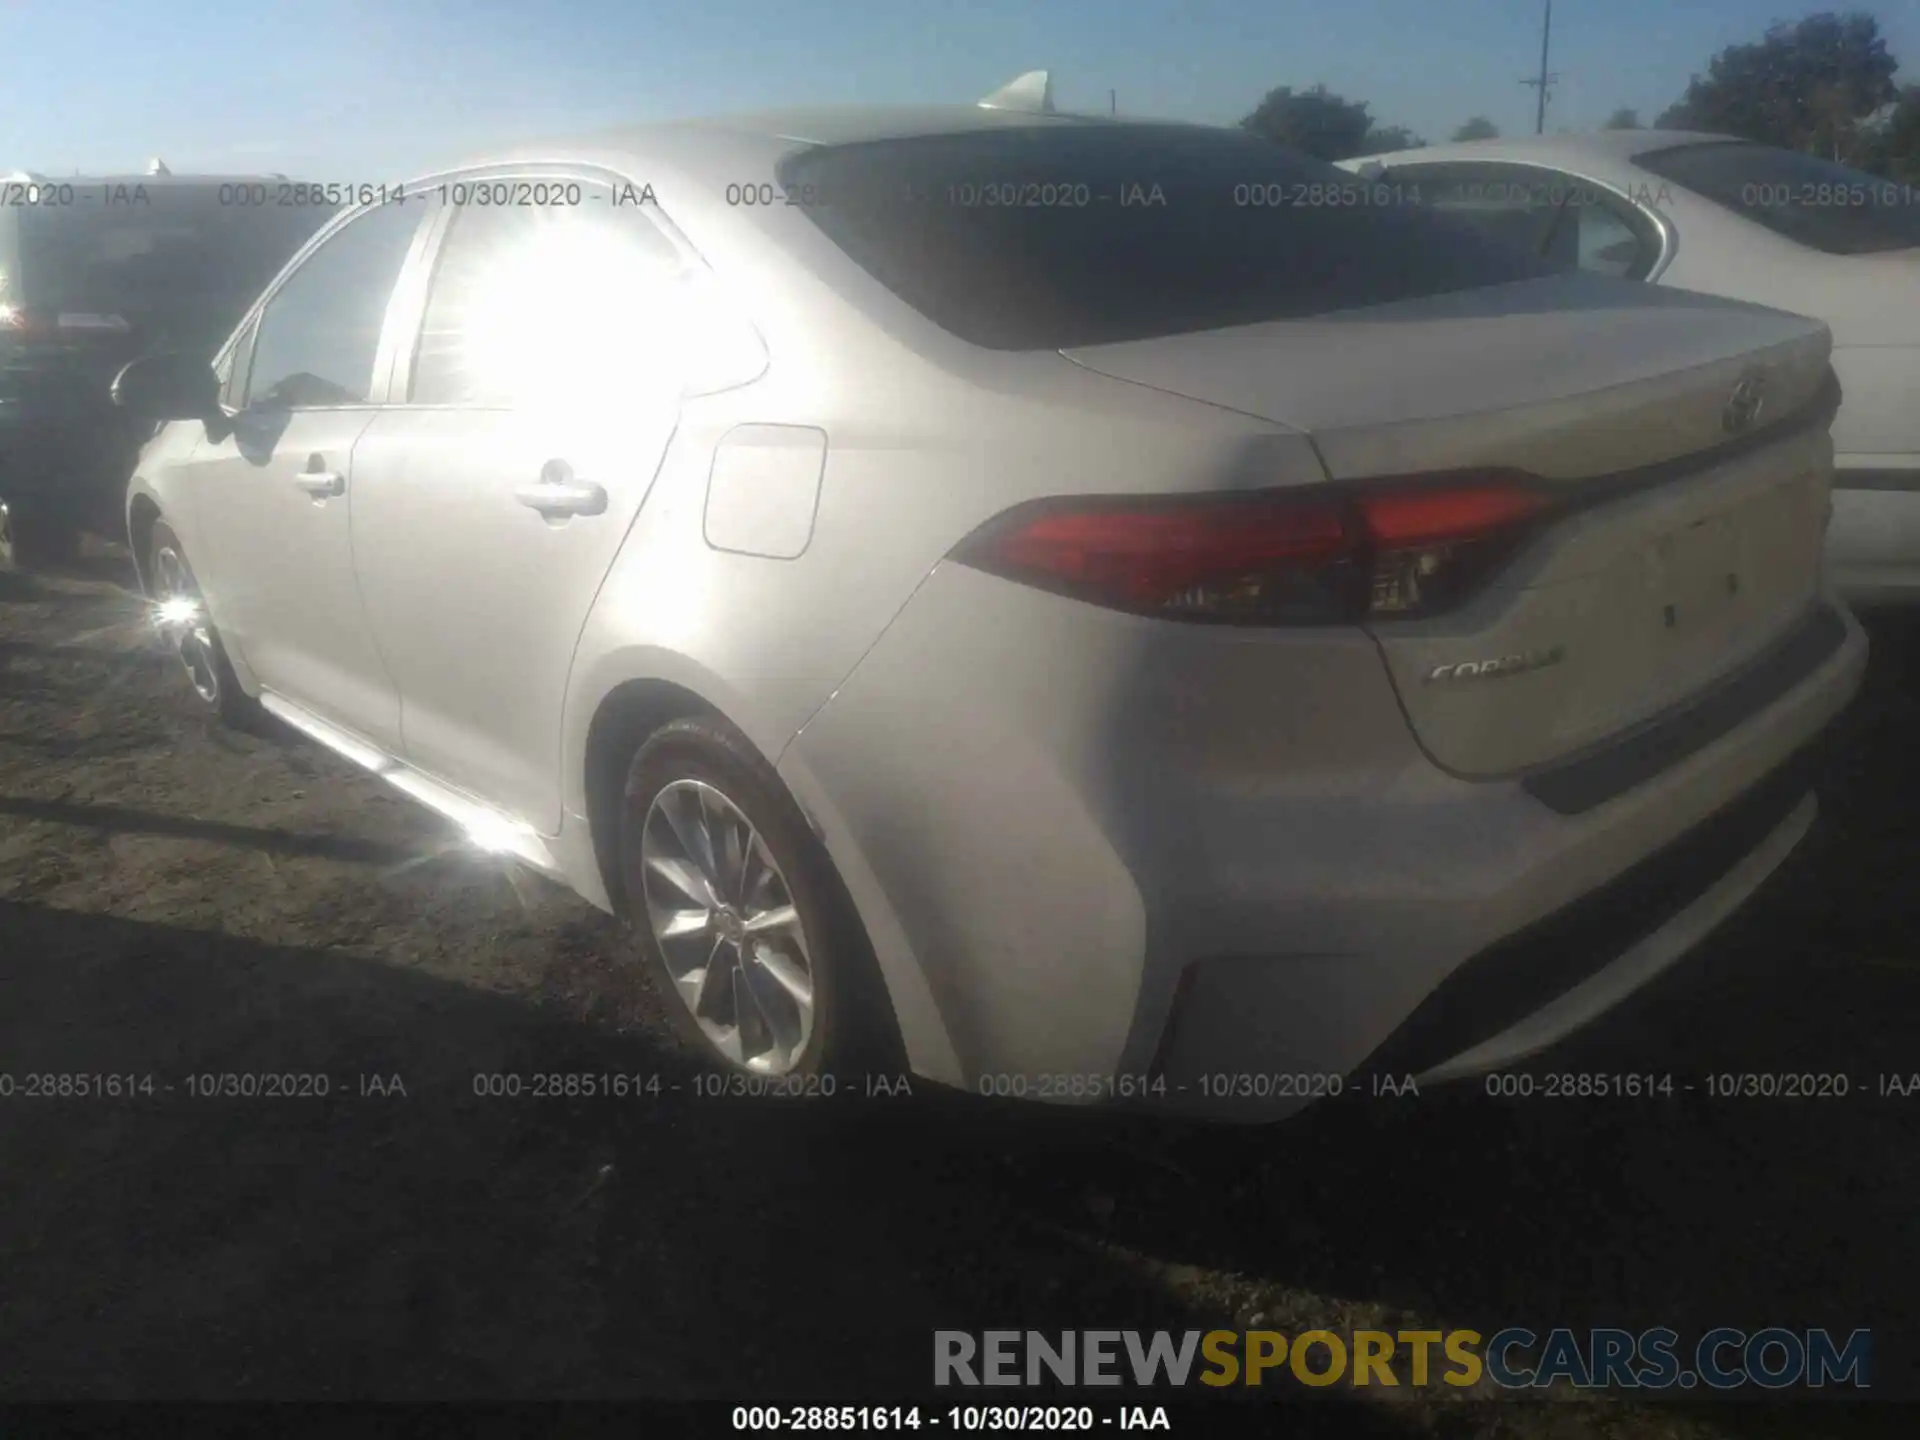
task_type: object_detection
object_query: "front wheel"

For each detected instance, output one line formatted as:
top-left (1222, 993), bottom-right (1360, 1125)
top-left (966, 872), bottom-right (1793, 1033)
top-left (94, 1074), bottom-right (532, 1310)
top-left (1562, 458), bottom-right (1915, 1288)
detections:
top-left (619, 716), bottom-right (899, 1080)
top-left (146, 519), bottom-right (262, 729)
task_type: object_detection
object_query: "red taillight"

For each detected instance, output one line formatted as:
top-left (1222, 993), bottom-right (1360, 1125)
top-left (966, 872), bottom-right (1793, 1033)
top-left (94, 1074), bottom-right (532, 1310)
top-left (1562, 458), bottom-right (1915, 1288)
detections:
top-left (1358, 486), bottom-right (1550, 548)
top-left (955, 477), bottom-right (1553, 624)
top-left (987, 503), bottom-right (1350, 606)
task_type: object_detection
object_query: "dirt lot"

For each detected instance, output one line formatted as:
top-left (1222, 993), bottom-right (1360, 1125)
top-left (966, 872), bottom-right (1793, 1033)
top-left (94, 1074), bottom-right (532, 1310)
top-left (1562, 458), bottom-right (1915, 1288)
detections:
top-left (1, 554), bottom-right (1917, 1435)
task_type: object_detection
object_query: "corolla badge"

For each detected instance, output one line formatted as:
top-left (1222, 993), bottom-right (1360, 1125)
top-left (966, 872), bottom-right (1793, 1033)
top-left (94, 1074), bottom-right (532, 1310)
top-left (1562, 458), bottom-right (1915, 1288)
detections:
top-left (1425, 645), bottom-right (1566, 683)
top-left (1722, 371), bottom-right (1767, 434)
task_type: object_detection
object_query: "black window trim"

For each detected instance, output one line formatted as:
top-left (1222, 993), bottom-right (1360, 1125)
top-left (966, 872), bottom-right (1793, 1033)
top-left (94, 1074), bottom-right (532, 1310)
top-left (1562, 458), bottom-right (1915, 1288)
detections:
top-left (386, 160), bottom-right (700, 411)
top-left (220, 315), bottom-right (257, 411)
top-left (1381, 157), bottom-right (1673, 282)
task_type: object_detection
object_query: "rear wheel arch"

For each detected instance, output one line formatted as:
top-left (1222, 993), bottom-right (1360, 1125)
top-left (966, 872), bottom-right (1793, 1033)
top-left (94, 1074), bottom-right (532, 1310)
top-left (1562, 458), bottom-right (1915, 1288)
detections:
top-left (582, 678), bottom-right (907, 1073)
top-left (582, 678), bottom-right (723, 909)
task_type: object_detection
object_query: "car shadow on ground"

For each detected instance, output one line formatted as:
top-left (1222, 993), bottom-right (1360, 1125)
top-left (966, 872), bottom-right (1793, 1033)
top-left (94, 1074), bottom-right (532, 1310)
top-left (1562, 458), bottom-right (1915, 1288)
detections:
top-left (0, 794), bottom-right (422, 865)
top-left (0, 572), bottom-right (41, 604)
top-left (0, 898), bottom-right (1480, 1434)
top-left (0, 542), bottom-right (140, 599)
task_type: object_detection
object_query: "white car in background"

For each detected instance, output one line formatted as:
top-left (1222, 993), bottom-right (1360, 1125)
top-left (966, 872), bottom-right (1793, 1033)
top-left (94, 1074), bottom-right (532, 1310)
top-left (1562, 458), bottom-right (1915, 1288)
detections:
top-left (1344, 132), bottom-right (1920, 604)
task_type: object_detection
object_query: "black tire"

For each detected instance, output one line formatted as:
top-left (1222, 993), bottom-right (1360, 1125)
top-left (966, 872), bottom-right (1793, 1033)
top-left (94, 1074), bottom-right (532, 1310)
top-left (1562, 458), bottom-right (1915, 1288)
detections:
top-left (619, 715), bottom-right (903, 1082)
top-left (145, 519), bottom-right (264, 730)
top-left (0, 497), bottom-right (80, 572)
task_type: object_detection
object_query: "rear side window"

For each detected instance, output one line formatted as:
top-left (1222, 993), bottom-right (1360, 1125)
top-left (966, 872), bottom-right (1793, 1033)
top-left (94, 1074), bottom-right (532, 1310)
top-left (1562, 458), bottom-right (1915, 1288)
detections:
top-left (1635, 142), bottom-right (1920, 255)
top-left (410, 183), bottom-right (687, 408)
top-left (779, 125), bottom-right (1549, 350)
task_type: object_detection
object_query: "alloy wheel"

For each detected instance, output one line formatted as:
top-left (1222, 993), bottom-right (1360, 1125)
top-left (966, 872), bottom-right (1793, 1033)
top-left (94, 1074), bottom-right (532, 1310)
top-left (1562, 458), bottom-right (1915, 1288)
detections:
top-left (151, 543), bottom-right (221, 706)
top-left (639, 778), bottom-right (817, 1074)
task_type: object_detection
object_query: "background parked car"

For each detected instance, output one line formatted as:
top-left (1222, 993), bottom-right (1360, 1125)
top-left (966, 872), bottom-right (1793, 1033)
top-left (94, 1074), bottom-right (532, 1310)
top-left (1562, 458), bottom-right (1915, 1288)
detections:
top-left (0, 167), bottom-right (331, 569)
top-left (1341, 132), bottom-right (1920, 605)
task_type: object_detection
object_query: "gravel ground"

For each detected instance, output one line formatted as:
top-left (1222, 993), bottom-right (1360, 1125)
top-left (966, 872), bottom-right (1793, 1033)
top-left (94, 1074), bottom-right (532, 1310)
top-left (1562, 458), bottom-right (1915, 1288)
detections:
top-left (0, 552), bottom-right (1915, 1436)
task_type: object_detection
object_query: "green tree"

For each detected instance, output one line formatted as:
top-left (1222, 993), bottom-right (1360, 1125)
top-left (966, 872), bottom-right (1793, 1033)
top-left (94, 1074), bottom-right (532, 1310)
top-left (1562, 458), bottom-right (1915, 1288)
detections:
top-left (1855, 85), bottom-right (1920, 181)
top-left (1242, 84), bottom-right (1372, 159)
top-left (1602, 107), bottom-right (1641, 130)
top-left (1241, 84), bottom-right (1423, 160)
top-left (1655, 11), bottom-right (1897, 161)
top-left (1451, 116), bottom-right (1499, 141)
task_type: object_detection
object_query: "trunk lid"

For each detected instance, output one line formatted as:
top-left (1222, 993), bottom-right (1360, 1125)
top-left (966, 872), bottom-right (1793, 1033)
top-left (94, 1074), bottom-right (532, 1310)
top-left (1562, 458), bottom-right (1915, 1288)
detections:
top-left (1061, 273), bottom-right (1837, 776)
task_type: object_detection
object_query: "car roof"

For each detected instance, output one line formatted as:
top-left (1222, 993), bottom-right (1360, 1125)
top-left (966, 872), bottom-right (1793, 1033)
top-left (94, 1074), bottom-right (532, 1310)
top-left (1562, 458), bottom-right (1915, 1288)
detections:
top-left (614, 104), bottom-right (1130, 146)
top-left (439, 103), bottom-right (1211, 178)
top-left (1352, 129), bottom-right (1741, 170)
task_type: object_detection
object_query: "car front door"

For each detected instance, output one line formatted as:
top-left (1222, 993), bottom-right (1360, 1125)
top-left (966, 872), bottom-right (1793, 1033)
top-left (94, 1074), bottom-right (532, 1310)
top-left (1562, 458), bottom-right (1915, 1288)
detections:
top-left (182, 197), bottom-right (434, 752)
top-left (347, 176), bottom-right (694, 831)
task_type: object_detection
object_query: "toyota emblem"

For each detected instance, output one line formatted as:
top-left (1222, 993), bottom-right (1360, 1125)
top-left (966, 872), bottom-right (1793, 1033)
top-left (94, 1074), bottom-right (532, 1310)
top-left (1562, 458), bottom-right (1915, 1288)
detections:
top-left (1723, 372), bottom-right (1767, 434)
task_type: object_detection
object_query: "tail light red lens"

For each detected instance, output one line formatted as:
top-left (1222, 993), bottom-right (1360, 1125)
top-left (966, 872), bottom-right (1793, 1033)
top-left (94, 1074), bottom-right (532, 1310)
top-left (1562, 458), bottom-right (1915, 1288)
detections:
top-left (954, 476), bottom-right (1553, 624)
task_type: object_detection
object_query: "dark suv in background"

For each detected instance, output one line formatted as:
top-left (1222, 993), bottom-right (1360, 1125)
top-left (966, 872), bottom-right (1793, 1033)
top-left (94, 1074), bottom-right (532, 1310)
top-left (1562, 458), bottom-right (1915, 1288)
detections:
top-left (0, 168), bottom-right (330, 568)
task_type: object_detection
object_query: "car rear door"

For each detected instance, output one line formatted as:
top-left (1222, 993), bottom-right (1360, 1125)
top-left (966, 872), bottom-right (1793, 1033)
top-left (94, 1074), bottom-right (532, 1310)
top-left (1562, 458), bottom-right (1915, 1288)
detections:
top-left (179, 196), bottom-right (436, 752)
top-left (346, 174), bottom-right (694, 832)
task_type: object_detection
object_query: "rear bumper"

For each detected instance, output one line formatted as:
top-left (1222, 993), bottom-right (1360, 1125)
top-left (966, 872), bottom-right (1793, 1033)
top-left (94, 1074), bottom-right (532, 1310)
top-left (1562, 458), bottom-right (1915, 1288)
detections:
top-left (781, 565), bottom-right (1867, 1121)
top-left (1335, 732), bottom-right (1828, 1083)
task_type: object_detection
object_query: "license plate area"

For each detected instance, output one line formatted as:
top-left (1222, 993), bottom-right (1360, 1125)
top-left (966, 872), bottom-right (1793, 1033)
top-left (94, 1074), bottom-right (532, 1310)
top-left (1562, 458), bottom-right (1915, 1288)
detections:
top-left (1646, 509), bottom-right (1746, 638)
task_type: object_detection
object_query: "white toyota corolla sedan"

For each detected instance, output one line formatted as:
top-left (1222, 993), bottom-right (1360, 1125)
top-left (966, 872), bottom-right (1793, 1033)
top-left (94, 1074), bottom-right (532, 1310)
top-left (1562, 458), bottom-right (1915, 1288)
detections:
top-left (1342, 131), bottom-right (1920, 604)
top-left (112, 85), bottom-right (1865, 1119)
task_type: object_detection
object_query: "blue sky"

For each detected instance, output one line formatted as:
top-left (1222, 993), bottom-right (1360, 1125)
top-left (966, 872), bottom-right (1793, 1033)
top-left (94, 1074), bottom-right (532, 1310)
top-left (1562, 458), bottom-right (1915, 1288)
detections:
top-left (5, 0), bottom-right (1920, 177)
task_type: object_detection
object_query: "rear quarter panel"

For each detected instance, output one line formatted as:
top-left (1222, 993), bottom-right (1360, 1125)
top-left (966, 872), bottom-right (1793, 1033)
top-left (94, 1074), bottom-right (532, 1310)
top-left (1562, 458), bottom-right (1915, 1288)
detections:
top-left (552, 130), bottom-right (1330, 816)
top-left (557, 345), bottom-right (1313, 825)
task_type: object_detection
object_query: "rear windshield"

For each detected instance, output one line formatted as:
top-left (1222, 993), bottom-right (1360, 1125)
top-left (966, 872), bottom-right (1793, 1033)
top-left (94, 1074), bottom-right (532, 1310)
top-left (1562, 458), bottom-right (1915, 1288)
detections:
top-left (1634, 142), bottom-right (1920, 256)
top-left (0, 184), bottom-right (332, 351)
top-left (778, 124), bottom-right (1550, 349)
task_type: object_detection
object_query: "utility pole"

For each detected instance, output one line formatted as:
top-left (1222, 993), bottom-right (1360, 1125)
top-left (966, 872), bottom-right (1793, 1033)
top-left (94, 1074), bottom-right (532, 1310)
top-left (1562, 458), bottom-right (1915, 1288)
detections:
top-left (1110, 89), bottom-right (1117, 117)
top-left (1519, 0), bottom-right (1559, 134)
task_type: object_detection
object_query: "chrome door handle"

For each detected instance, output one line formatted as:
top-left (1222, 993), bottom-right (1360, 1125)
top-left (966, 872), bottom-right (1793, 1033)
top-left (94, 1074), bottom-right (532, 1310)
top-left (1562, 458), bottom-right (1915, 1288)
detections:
top-left (514, 460), bottom-right (606, 517)
top-left (294, 470), bottom-right (345, 496)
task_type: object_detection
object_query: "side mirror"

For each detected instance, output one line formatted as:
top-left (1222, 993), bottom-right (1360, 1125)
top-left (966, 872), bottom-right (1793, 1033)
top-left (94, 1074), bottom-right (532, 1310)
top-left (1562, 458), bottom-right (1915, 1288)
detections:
top-left (110, 352), bottom-right (221, 424)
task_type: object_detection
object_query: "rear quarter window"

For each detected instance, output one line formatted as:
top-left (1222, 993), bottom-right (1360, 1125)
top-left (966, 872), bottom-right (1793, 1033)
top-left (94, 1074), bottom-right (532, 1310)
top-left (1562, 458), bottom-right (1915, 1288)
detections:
top-left (1635, 142), bottom-right (1920, 255)
top-left (779, 124), bottom-right (1550, 350)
